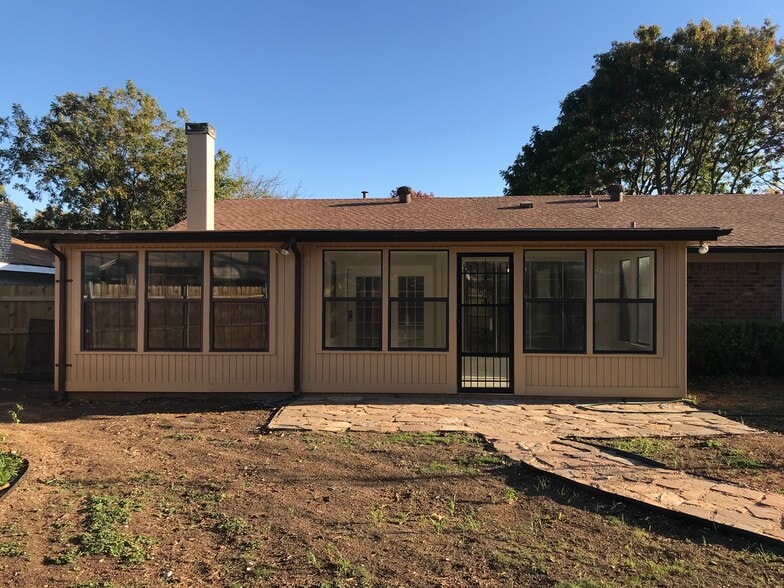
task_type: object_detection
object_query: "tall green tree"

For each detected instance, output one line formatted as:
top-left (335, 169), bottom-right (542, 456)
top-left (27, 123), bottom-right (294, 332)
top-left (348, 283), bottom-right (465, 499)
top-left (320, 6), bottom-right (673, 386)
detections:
top-left (0, 81), bottom-right (290, 230)
top-left (502, 20), bottom-right (784, 195)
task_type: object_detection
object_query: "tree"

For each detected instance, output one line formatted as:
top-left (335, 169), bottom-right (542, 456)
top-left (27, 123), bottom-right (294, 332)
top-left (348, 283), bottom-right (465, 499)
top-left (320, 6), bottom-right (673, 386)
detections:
top-left (0, 81), bottom-right (292, 230)
top-left (502, 20), bottom-right (784, 195)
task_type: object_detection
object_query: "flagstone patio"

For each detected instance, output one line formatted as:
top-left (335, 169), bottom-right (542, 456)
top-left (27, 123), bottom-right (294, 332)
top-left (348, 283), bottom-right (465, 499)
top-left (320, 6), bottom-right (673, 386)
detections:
top-left (269, 396), bottom-right (784, 544)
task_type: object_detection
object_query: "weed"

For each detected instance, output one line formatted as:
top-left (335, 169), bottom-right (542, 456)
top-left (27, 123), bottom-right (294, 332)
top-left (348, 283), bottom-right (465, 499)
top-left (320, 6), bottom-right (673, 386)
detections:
top-left (460, 509), bottom-right (481, 533)
top-left (369, 506), bottom-right (385, 524)
top-left (215, 515), bottom-right (249, 540)
top-left (701, 438), bottom-right (723, 449)
top-left (427, 514), bottom-right (445, 533)
top-left (446, 494), bottom-right (457, 516)
top-left (133, 470), bottom-right (159, 483)
top-left (0, 453), bottom-right (24, 486)
top-left (393, 511), bottom-right (411, 525)
top-left (535, 475), bottom-right (551, 491)
top-left (503, 487), bottom-right (519, 504)
top-left (489, 547), bottom-right (547, 576)
top-left (77, 494), bottom-right (153, 564)
top-left (306, 550), bottom-right (323, 570)
top-left (337, 436), bottom-right (356, 448)
top-left (325, 545), bottom-right (372, 586)
top-left (8, 404), bottom-right (23, 424)
top-left (46, 546), bottom-right (79, 565)
top-left (166, 432), bottom-right (202, 441)
top-left (0, 541), bottom-right (25, 558)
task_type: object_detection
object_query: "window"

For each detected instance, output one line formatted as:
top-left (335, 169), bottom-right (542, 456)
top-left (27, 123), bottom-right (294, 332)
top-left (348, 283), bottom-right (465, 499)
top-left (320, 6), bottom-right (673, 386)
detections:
top-left (389, 251), bottom-right (448, 350)
top-left (594, 250), bottom-right (655, 353)
top-left (323, 251), bottom-right (382, 349)
top-left (82, 252), bottom-right (138, 350)
top-left (146, 252), bottom-right (203, 351)
top-left (211, 251), bottom-right (269, 351)
top-left (524, 251), bottom-right (585, 352)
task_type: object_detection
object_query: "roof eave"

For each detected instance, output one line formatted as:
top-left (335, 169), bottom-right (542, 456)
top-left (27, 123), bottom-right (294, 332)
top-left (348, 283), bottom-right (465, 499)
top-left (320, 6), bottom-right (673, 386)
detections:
top-left (22, 227), bottom-right (732, 246)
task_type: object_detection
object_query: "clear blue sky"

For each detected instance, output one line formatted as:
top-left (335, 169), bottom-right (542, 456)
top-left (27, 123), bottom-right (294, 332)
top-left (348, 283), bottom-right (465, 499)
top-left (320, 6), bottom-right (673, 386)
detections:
top-left (3, 1), bottom-right (783, 215)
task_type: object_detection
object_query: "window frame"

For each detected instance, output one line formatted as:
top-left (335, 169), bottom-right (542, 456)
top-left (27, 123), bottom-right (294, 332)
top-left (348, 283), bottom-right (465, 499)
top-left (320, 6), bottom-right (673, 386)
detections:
top-left (592, 249), bottom-right (657, 355)
top-left (322, 249), bottom-right (383, 351)
top-left (522, 250), bottom-right (587, 354)
top-left (145, 250), bottom-right (204, 352)
top-left (388, 249), bottom-right (449, 352)
top-left (81, 251), bottom-right (139, 352)
top-left (209, 250), bottom-right (271, 352)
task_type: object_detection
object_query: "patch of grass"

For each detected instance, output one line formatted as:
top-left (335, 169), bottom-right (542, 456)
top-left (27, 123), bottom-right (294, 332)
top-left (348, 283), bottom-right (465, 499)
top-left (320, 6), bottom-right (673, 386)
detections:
top-left (0, 541), bottom-right (25, 558)
top-left (0, 453), bottom-right (24, 486)
top-left (77, 494), bottom-right (153, 564)
top-left (387, 431), bottom-right (479, 446)
top-left (503, 487), bottom-right (519, 504)
top-left (488, 546), bottom-right (547, 576)
top-left (454, 452), bottom-right (506, 470)
top-left (416, 461), bottom-right (454, 475)
top-left (603, 437), bottom-right (680, 466)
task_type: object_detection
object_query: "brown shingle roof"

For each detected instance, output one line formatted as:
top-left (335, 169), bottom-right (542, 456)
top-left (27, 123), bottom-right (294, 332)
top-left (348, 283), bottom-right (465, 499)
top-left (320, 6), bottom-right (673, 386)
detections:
top-left (170, 194), bottom-right (784, 248)
top-left (9, 237), bottom-right (55, 267)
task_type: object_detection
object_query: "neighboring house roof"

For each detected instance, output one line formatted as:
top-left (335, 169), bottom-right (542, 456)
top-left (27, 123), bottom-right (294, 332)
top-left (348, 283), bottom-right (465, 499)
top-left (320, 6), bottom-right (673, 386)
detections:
top-left (166, 193), bottom-right (782, 248)
top-left (9, 237), bottom-right (55, 267)
top-left (0, 237), bottom-right (56, 275)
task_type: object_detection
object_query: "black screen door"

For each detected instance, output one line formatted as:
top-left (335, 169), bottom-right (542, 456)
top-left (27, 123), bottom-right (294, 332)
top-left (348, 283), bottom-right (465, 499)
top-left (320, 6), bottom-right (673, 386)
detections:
top-left (458, 255), bottom-right (513, 392)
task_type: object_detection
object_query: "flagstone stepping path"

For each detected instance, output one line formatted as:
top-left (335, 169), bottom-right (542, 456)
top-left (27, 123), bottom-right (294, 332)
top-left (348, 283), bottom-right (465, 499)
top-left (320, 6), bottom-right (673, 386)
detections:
top-left (269, 396), bottom-right (783, 544)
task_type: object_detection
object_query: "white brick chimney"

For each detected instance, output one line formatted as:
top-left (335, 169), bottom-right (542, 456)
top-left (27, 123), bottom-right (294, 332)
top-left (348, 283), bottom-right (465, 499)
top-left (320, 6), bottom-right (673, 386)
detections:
top-left (185, 122), bottom-right (215, 230)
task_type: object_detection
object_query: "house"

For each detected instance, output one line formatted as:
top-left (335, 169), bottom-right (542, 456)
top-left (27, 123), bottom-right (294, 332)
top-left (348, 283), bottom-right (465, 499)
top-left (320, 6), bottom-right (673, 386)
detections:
top-left (23, 123), bottom-right (734, 400)
top-left (0, 203), bottom-right (56, 377)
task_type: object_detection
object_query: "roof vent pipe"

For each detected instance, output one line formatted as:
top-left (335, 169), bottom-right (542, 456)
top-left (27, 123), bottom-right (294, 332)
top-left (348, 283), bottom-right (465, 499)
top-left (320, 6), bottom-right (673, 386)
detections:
top-left (607, 184), bottom-right (624, 202)
top-left (396, 186), bottom-right (413, 203)
top-left (185, 122), bottom-right (216, 230)
top-left (361, 190), bottom-right (368, 199)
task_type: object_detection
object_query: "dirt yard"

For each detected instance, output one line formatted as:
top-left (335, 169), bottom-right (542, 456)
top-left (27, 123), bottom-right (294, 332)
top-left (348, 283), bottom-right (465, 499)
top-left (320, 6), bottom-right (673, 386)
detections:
top-left (0, 380), bottom-right (782, 587)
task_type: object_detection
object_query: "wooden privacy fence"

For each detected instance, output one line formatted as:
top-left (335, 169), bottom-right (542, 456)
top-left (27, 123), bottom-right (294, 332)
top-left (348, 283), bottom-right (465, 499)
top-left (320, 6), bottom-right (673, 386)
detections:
top-left (0, 284), bottom-right (55, 378)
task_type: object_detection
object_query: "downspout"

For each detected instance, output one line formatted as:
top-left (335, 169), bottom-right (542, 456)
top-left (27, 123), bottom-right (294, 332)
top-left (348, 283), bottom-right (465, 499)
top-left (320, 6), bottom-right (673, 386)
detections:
top-left (44, 241), bottom-right (68, 401)
top-left (290, 238), bottom-right (302, 395)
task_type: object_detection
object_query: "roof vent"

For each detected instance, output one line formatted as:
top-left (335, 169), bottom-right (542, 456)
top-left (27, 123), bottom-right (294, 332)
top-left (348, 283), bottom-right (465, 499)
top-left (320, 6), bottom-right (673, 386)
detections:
top-left (361, 190), bottom-right (368, 199)
top-left (519, 201), bottom-right (533, 209)
top-left (607, 184), bottom-right (624, 202)
top-left (396, 186), bottom-right (413, 203)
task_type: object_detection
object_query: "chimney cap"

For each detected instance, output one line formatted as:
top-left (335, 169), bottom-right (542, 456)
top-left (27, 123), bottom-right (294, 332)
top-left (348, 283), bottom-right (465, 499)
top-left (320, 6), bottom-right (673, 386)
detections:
top-left (185, 122), bottom-right (216, 138)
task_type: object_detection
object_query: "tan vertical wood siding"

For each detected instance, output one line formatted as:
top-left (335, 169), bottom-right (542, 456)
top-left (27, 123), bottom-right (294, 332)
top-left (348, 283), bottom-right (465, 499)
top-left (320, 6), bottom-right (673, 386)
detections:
top-left (61, 243), bottom-right (294, 393)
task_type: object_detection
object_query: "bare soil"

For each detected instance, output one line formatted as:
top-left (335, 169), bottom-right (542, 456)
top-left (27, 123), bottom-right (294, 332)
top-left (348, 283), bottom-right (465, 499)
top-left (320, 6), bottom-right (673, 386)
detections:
top-left (0, 380), bottom-right (782, 588)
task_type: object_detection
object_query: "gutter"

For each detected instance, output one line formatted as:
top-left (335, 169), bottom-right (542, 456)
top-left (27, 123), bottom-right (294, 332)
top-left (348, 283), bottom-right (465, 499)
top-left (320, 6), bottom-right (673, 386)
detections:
top-left (43, 241), bottom-right (67, 402)
top-left (290, 238), bottom-right (302, 395)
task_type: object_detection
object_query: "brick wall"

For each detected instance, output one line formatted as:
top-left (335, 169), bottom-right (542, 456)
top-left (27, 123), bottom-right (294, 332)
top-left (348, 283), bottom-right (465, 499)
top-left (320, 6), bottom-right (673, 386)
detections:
top-left (688, 261), bottom-right (783, 320)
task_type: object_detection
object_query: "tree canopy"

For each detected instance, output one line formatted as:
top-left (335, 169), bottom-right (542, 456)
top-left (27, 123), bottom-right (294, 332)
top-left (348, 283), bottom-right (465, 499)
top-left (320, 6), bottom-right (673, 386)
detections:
top-left (0, 81), bottom-right (293, 230)
top-left (502, 20), bottom-right (784, 196)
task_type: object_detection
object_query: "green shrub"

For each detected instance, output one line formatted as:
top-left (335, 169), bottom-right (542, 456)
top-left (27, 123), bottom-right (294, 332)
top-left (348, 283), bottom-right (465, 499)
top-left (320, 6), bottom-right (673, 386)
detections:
top-left (688, 320), bottom-right (784, 378)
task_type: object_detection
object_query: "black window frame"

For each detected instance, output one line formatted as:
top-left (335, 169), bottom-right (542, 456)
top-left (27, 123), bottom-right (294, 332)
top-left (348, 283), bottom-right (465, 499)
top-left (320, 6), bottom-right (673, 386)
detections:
top-left (523, 250), bottom-right (586, 354)
top-left (145, 250), bottom-right (204, 352)
top-left (81, 251), bottom-right (139, 351)
top-left (593, 249), bottom-right (657, 354)
top-left (322, 249), bottom-right (383, 351)
top-left (388, 249), bottom-right (449, 352)
top-left (210, 250), bottom-right (270, 352)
